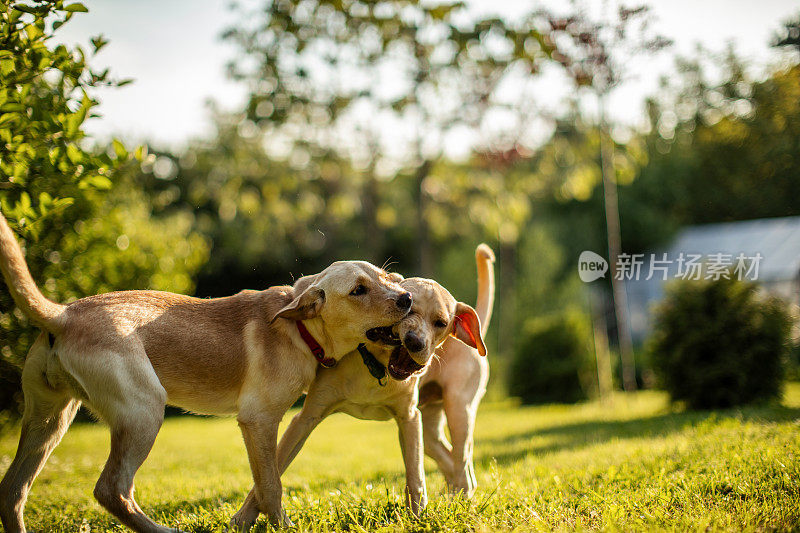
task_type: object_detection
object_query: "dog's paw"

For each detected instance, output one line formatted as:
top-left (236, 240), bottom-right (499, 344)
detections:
top-left (410, 497), bottom-right (428, 517)
top-left (271, 509), bottom-right (294, 529)
top-left (446, 477), bottom-right (475, 499)
top-left (228, 510), bottom-right (259, 532)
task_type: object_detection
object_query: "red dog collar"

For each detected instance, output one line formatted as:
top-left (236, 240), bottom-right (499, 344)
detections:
top-left (296, 321), bottom-right (336, 368)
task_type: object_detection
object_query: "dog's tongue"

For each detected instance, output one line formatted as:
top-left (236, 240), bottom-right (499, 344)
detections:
top-left (388, 345), bottom-right (423, 381)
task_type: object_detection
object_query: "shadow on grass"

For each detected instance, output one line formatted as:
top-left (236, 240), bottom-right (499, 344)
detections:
top-left (476, 402), bottom-right (800, 467)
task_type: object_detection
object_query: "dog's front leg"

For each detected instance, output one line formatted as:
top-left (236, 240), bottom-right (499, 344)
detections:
top-left (396, 408), bottom-right (427, 516)
top-left (231, 398), bottom-right (331, 530)
top-left (235, 410), bottom-right (291, 530)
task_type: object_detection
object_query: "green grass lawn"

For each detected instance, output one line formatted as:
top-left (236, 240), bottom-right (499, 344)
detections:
top-left (1, 384), bottom-right (799, 532)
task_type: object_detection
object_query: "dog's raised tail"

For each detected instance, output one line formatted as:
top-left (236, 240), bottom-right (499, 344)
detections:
top-left (475, 243), bottom-right (495, 336)
top-left (0, 212), bottom-right (64, 332)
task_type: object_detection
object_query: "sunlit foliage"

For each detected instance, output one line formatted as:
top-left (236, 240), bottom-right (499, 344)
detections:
top-left (0, 1), bottom-right (209, 423)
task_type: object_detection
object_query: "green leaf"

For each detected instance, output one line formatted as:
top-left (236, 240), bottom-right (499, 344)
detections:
top-left (13, 4), bottom-right (38, 15)
top-left (0, 103), bottom-right (26, 112)
top-left (25, 23), bottom-right (44, 41)
top-left (79, 174), bottom-right (112, 190)
top-left (62, 3), bottom-right (88, 12)
top-left (112, 138), bottom-right (127, 159)
top-left (51, 197), bottom-right (75, 211)
top-left (12, 162), bottom-right (27, 182)
top-left (66, 143), bottom-right (83, 164)
top-left (90, 34), bottom-right (108, 53)
top-left (19, 191), bottom-right (31, 210)
top-left (134, 144), bottom-right (148, 161)
top-left (0, 59), bottom-right (14, 76)
top-left (64, 93), bottom-right (93, 137)
top-left (48, 146), bottom-right (62, 164)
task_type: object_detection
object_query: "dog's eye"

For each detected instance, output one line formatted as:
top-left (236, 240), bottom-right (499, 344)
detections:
top-left (434, 319), bottom-right (447, 328)
top-left (349, 284), bottom-right (368, 296)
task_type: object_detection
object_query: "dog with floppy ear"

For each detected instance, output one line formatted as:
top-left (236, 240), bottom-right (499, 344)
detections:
top-left (0, 211), bottom-right (413, 533)
top-left (230, 275), bottom-right (485, 531)
top-left (418, 243), bottom-right (494, 498)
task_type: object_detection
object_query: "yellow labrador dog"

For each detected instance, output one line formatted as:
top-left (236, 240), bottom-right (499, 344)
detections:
top-left (0, 213), bottom-right (412, 533)
top-left (419, 244), bottom-right (494, 498)
top-left (230, 275), bottom-right (486, 531)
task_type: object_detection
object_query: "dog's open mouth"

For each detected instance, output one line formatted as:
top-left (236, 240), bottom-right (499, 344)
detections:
top-left (387, 345), bottom-right (425, 381)
top-left (366, 326), bottom-right (401, 346)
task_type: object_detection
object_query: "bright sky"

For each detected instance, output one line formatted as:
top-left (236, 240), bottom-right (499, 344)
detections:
top-left (55, 0), bottom-right (799, 150)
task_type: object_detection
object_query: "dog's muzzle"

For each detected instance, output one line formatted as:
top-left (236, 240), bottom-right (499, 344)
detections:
top-left (387, 345), bottom-right (425, 381)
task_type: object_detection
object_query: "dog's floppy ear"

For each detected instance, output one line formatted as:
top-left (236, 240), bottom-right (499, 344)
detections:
top-left (450, 302), bottom-right (486, 356)
top-left (271, 286), bottom-right (325, 323)
top-left (293, 274), bottom-right (318, 293)
top-left (387, 272), bottom-right (404, 283)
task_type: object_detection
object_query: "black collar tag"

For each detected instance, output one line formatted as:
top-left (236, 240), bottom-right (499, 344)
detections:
top-left (357, 343), bottom-right (387, 386)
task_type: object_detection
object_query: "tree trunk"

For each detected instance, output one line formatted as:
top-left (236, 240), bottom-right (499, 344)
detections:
top-left (361, 174), bottom-right (384, 265)
top-left (496, 242), bottom-right (517, 359)
top-left (321, 178), bottom-right (341, 266)
top-left (599, 93), bottom-right (637, 392)
top-left (590, 287), bottom-right (613, 402)
top-left (412, 159), bottom-right (434, 276)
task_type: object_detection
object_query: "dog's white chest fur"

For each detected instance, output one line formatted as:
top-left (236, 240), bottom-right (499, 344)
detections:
top-left (310, 352), bottom-right (418, 421)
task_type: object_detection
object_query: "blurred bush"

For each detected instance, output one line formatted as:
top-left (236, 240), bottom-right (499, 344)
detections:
top-left (649, 278), bottom-right (791, 409)
top-left (508, 310), bottom-right (595, 404)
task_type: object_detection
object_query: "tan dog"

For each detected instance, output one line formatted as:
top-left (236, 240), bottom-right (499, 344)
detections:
top-left (419, 244), bottom-right (494, 498)
top-left (230, 276), bottom-right (486, 531)
top-left (0, 213), bottom-right (412, 533)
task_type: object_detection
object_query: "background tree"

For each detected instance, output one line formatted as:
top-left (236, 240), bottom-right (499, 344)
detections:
top-left (134, 111), bottom-right (365, 297)
top-left (633, 48), bottom-right (800, 226)
top-left (223, 0), bottom-right (559, 275)
top-left (0, 0), bottom-right (208, 425)
top-left (538, 5), bottom-right (670, 391)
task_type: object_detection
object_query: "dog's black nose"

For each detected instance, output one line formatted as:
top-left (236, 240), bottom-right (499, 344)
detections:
top-left (396, 292), bottom-right (412, 311)
top-left (404, 332), bottom-right (424, 353)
